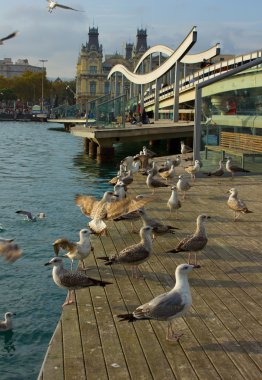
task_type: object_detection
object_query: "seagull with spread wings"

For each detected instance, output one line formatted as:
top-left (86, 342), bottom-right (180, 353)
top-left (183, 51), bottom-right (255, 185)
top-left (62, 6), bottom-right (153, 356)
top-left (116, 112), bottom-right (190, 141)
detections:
top-left (75, 191), bottom-right (155, 236)
top-left (47, 0), bottom-right (83, 13)
top-left (0, 238), bottom-right (22, 263)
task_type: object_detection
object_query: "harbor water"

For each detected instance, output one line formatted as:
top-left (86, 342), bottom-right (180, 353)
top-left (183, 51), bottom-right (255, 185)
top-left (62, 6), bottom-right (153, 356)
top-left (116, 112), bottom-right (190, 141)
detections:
top-left (0, 121), bottom-right (168, 380)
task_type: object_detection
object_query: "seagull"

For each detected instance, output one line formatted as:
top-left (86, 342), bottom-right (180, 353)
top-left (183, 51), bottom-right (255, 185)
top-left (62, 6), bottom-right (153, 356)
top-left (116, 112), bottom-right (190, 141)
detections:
top-left (159, 164), bottom-right (177, 182)
top-left (119, 170), bottom-right (133, 186)
top-left (176, 175), bottom-right (191, 200)
top-left (180, 141), bottom-right (193, 157)
top-left (47, 0), bottom-right (83, 13)
top-left (227, 188), bottom-right (253, 221)
top-left (45, 257), bottom-right (112, 307)
top-left (117, 263), bottom-right (198, 341)
top-left (0, 31), bottom-right (19, 45)
top-left (142, 146), bottom-right (157, 158)
top-left (113, 181), bottom-right (127, 200)
top-left (97, 226), bottom-right (153, 279)
top-left (15, 210), bottom-right (45, 221)
top-left (75, 191), bottom-right (155, 235)
top-left (167, 186), bottom-right (182, 218)
top-left (185, 160), bottom-right (200, 181)
top-left (53, 229), bottom-right (94, 270)
top-left (139, 209), bottom-right (179, 239)
top-left (205, 160), bottom-right (225, 177)
top-left (146, 169), bottom-right (169, 194)
top-left (0, 312), bottom-right (16, 332)
top-left (167, 214), bottom-right (210, 265)
top-left (0, 238), bottom-right (22, 263)
top-left (225, 157), bottom-right (250, 178)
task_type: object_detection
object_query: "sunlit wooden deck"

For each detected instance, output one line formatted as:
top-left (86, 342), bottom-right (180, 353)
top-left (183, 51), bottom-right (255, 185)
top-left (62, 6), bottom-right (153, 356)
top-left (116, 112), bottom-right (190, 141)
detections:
top-left (38, 158), bottom-right (262, 380)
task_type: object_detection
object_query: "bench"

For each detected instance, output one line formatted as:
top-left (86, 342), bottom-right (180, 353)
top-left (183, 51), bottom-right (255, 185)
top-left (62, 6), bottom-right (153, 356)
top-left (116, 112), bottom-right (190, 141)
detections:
top-left (205, 131), bottom-right (262, 168)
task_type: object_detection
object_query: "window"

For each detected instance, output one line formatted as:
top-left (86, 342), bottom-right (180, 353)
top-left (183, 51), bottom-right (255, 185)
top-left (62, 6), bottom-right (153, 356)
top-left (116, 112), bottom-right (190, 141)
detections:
top-left (89, 66), bottom-right (97, 74)
top-left (90, 81), bottom-right (96, 96)
top-left (104, 82), bottom-right (110, 95)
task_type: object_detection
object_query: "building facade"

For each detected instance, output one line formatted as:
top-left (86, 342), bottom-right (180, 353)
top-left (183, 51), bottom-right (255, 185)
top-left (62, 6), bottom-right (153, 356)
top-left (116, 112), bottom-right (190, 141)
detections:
top-left (0, 58), bottom-right (42, 78)
top-left (75, 27), bottom-right (148, 110)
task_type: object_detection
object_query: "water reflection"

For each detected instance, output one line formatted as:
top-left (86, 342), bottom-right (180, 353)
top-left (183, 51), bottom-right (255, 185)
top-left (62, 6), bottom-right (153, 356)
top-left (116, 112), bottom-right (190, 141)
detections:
top-left (0, 331), bottom-right (16, 355)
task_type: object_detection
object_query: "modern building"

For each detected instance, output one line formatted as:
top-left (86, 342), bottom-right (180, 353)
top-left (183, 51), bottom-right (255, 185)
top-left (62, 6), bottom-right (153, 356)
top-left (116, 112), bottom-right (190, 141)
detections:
top-left (0, 58), bottom-right (43, 78)
top-left (75, 26), bottom-right (149, 110)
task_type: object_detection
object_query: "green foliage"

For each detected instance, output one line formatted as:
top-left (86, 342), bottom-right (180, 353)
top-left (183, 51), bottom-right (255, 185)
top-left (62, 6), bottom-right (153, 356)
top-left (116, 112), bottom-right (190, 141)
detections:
top-left (0, 72), bottom-right (76, 107)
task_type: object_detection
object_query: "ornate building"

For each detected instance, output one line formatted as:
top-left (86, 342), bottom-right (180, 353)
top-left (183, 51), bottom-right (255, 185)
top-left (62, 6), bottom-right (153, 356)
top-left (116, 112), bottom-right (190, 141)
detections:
top-left (75, 27), bottom-right (148, 110)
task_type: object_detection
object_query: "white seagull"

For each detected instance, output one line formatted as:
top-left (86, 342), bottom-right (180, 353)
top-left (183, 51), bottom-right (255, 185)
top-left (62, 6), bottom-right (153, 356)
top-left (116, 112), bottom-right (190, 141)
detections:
top-left (117, 263), bottom-right (198, 341)
top-left (47, 0), bottom-right (83, 13)
top-left (0, 312), bottom-right (16, 332)
top-left (53, 228), bottom-right (94, 270)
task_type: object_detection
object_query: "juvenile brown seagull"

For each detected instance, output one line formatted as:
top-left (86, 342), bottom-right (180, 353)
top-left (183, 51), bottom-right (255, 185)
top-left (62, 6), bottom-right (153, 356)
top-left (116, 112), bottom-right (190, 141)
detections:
top-left (167, 214), bottom-right (210, 265)
top-left (97, 226), bottom-right (153, 278)
top-left (45, 257), bottom-right (112, 307)
top-left (117, 263), bottom-right (198, 341)
top-left (227, 188), bottom-right (253, 221)
top-left (53, 228), bottom-right (94, 270)
top-left (0, 238), bottom-right (22, 263)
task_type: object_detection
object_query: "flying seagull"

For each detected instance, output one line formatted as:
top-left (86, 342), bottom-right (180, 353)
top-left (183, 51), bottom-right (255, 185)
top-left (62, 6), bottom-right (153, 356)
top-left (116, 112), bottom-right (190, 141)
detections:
top-left (45, 257), bottom-right (112, 307)
top-left (0, 312), bottom-right (16, 332)
top-left (227, 188), bottom-right (253, 221)
top-left (0, 238), bottom-right (22, 263)
top-left (53, 228), bottom-right (94, 270)
top-left (0, 31), bottom-right (18, 45)
top-left (15, 210), bottom-right (45, 221)
top-left (117, 263), bottom-right (198, 341)
top-left (47, 0), bottom-right (83, 13)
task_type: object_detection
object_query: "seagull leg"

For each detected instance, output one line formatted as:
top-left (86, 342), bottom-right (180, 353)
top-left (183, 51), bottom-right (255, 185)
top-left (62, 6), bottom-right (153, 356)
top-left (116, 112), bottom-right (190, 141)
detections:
top-left (187, 252), bottom-right (191, 264)
top-left (70, 260), bottom-right (74, 271)
top-left (194, 252), bottom-right (197, 266)
top-left (166, 322), bottom-right (184, 341)
top-left (62, 290), bottom-right (75, 307)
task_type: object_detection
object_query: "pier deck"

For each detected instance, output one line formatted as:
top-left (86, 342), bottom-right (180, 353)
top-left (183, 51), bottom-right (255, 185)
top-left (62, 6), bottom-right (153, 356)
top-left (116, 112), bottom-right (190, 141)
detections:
top-left (38, 162), bottom-right (262, 380)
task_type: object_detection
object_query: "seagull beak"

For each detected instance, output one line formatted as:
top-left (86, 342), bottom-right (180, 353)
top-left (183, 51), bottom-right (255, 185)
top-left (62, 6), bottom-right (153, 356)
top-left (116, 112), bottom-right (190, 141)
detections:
top-left (226, 190), bottom-right (230, 194)
top-left (44, 262), bottom-right (51, 266)
top-left (193, 264), bottom-right (201, 269)
top-left (206, 216), bottom-right (211, 219)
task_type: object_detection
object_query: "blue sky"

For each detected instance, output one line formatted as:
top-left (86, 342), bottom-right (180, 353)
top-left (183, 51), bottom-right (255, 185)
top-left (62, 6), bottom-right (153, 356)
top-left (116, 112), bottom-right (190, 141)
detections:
top-left (1, 0), bottom-right (262, 79)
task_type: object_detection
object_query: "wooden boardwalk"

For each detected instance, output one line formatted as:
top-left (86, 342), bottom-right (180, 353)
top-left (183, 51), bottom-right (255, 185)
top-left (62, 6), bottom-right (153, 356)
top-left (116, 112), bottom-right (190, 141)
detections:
top-left (38, 161), bottom-right (262, 380)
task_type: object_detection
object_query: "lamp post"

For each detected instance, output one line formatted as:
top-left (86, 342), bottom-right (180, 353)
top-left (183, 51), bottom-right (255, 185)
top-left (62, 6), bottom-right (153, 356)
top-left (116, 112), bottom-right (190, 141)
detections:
top-left (39, 59), bottom-right (48, 111)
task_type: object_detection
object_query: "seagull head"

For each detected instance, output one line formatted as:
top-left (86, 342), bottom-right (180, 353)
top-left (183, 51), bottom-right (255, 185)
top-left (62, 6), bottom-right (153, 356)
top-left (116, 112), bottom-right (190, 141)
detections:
top-left (227, 188), bottom-right (238, 196)
top-left (171, 185), bottom-right (177, 191)
top-left (197, 214), bottom-right (211, 223)
top-left (80, 228), bottom-right (93, 238)
top-left (5, 312), bottom-right (15, 319)
top-left (176, 263), bottom-right (199, 276)
top-left (140, 225), bottom-right (153, 237)
top-left (45, 257), bottom-right (64, 267)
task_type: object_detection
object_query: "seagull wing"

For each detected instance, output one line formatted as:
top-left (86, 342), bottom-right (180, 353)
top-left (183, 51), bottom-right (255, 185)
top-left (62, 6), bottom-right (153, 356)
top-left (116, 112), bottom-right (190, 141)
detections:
top-left (56, 3), bottom-right (82, 11)
top-left (0, 31), bottom-right (18, 43)
top-left (53, 238), bottom-right (76, 256)
top-left (107, 196), bottom-right (156, 219)
top-left (75, 194), bottom-right (98, 217)
top-left (16, 210), bottom-right (34, 220)
top-left (134, 291), bottom-right (184, 320)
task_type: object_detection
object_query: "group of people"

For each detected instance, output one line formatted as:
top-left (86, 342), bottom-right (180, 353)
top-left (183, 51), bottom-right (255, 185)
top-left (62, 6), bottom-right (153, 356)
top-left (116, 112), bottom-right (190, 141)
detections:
top-left (127, 108), bottom-right (150, 125)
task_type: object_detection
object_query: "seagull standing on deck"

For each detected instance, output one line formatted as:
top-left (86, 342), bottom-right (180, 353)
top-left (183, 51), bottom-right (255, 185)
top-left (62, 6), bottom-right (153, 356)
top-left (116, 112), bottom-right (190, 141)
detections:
top-left (139, 209), bottom-right (179, 239)
top-left (45, 257), bottom-right (112, 307)
top-left (176, 175), bottom-right (191, 200)
top-left (225, 157), bottom-right (250, 178)
top-left (117, 263), bottom-right (198, 341)
top-left (47, 0), bottom-right (83, 12)
top-left (97, 226), bottom-right (153, 279)
top-left (167, 215), bottom-right (210, 265)
top-left (205, 160), bottom-right (224, 177)
top-left (185, 160), bottom-right (200, 181)
top-left (146, 169), bottom-right (169, 193)
top-left (53, 229), bottom-right (94, 270)
top-left (180, 141), bottom-right (193, 157)
top-left (227, 188), bottom-right (253, 221)
top-left (167, 186), bottom-right (181, 218)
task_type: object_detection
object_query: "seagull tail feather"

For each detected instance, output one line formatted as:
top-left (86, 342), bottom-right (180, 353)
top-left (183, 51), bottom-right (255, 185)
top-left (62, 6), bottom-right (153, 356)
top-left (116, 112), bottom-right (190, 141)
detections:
top-left (117, 313), bottom-right (136, 322)
top-left (88, 277), bottom-right (113, 287)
